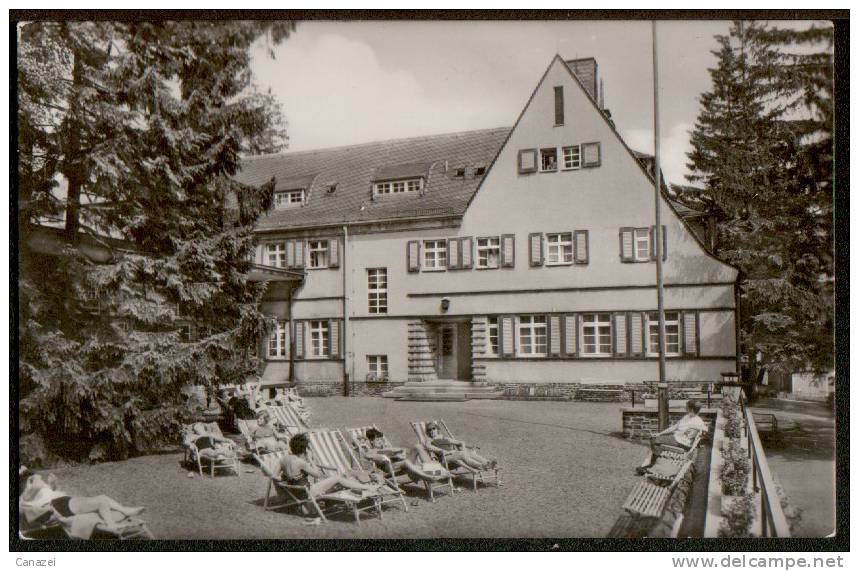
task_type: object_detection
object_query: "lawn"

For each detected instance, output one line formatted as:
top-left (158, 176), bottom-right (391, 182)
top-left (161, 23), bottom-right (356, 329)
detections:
top-left (42, 398), bottom-right (644, 539)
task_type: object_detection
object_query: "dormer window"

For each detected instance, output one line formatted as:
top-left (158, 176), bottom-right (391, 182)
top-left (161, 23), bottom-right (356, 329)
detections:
top-left (274, 189), bottom-right (305, 209)
top-left (373, 178), bottom-right (423, 196)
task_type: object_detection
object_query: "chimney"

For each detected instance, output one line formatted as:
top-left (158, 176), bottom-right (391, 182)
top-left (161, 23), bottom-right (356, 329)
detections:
top-left (565, 57), bottom-right (600, 106)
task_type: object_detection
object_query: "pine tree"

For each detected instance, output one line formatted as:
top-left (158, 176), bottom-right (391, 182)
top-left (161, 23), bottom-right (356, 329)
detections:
top-left (682, 21), bottom-right (833, 375)
top-left (17, 21), bottom-right (295, 464)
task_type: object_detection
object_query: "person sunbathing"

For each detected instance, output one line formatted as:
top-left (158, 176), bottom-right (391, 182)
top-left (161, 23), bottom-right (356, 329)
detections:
top-left (636, 399), bottom-right (708, 475)
top-left (252, 410), bottom-right (289, 452)
top-left (424, 422), bottom-right (497, 472)
top-left (356, 428), bottom-right (407, 473)
top-left (279, 433), bottom-right (383, 498)
top-left (19, 467), bottom-right (144, 527)
top-left (186, 423), bottom-right (235, 459)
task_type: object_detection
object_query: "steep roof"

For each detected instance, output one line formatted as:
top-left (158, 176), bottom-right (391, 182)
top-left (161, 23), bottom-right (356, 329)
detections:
top-left (233, 127), bottom-right (510, 232)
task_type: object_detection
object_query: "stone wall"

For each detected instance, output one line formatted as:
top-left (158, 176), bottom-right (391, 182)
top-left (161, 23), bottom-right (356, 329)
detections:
top-left (500, 380), bottom-right (721, 403)
top-left (622, 409), bottom-right (718, 440)
top-left (293, 380), bottom-right (408, 397)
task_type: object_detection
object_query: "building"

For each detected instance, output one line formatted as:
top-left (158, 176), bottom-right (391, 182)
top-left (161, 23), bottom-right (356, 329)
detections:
top-left (234, 55), bottom-right (740, 398)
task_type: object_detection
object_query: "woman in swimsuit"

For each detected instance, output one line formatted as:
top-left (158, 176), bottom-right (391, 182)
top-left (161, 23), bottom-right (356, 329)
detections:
top-left (19, 468), bottom-right (144, 526)
top-left (424, 422), bottom-right (497, 473)
top-left (279, 433), bottom-right (382, 497)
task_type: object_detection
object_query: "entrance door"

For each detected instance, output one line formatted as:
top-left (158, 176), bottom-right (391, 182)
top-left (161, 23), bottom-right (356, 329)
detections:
top-left (437, 324), bottom-right (457, 379)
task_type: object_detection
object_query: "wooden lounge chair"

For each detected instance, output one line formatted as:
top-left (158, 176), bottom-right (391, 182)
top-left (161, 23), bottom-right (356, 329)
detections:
top-left (19, 504), bottom-right (154, 540)
top-left (182, 422), bottom-right (240, 477)
top-left (639, 428), bottom-right (705, 470)
top-left (306, 429), bottom-right (408, 517)
top-left (623, 459), bottom-right (694, 519)
top-left (345, 425), bottom-right (454, 502)
top-left (254, 450), bottom-right (381, 524)
top-left (411, 419), bottom-right (501, 492)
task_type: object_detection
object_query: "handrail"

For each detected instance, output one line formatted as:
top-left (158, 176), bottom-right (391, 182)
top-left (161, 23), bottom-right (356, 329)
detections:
top-left (739, 392), bottom-right (792, 537)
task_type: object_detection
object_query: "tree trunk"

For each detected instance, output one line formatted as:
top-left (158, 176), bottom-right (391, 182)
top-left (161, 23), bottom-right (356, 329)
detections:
top-left (63, 44), bottom-right (83, 246)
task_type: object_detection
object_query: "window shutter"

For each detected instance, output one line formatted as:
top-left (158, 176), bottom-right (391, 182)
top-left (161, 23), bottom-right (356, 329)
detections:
top-left (286, 240), bottom-right (296, 268)
top-left (518, 149), bottom-right (538, 174)
top-left (554, 86), bottom-right (564, 125)
top-left (294, 321), bottom-right (304, 358)
top-left (447, 238), bottom-right (460, 269)
top-left (329, 319), bottom-right (340, 357)
top-left (501, 316), bottom-right (515, 356)
top-left (683, 312), bottom-right (698, 356)
top-left (629, 312), bottom-right (644, 356)
top-left (574, 230), bottom-right (589, 265)
top-left (329, 238), bottom-right (340, 268)
top-left (294, 240), bottom-right (305, 268)
top-left (549, 315), bottom-right (562, 356)
top-left (614, 313), bottom-right (628, 356)
top-left (662, 225), bottom-right (668, 261)
top-left (563, 314), bottom-right (577, 356)
top-left (529, 232), bottom-right (544, 266)
top-left (582, 142), bottom-right (601, 167)
top-left (407, 240), bottom-right (420, 272)
top-left (501, 234), bottom-right (515, 267)
top-left (619, 227), bottom-right (634, 262)
top-left (460, 237), bottom-right (473, 269)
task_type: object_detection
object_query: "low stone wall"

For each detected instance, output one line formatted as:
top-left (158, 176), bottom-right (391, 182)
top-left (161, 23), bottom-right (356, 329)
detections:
top-left (501, 380), bottom-right (724, 402)
top-left (622, 408), bottom-right (718, 440)
top-left (501, 382), bottom-right (576, 400)
top-left (293, 380), bottom-right (407, 397)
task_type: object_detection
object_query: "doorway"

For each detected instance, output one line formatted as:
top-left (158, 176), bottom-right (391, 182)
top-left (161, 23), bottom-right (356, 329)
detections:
top-left (434, 321), bottom-right (472, 381)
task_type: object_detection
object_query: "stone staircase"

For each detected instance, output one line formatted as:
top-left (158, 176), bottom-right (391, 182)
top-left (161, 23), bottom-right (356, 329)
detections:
top-left (382, 379), bottom-right (504, 401)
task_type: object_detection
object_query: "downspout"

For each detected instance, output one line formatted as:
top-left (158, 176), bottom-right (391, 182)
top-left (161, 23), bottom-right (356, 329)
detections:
top-left (342, 225), bottom-right (350, 396)
top-left (287, 286), bottom-right (295, 387)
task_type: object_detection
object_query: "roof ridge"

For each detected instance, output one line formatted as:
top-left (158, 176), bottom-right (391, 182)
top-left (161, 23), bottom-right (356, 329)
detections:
top-left (240, 126), bottom-right (512, 162)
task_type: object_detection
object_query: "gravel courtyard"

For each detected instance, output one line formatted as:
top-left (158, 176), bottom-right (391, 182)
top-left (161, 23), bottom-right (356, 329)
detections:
top-left (43, 398), bottom-right (644, 539)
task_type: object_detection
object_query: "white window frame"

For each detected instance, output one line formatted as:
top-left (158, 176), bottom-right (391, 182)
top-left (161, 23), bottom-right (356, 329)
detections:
top-left (539, 148), bottom-right (558, 172)
top-left (476, 237), bottom-right (501, 269)
top-left (367, 355), bottom-right (388, 380)
top-left (646, 311), bottom-right (681, 357)
top-left (266, 242), bottom-right (286, 268)
top-left (517, 315), bottom-right (548, 357)
top-left (581, 313), bottom-right (613, 357)
top-left (268, 320), bottom-right (289, 359)
top-left (309, 320), bottom-right (329, 358)
top-left (634, 228), bottom-right (651, 262)
top-left (307, 240), bottom-right (329, 269)
top-left (367, 268), bottom-right (388, 314)
top-left (423, 239), bottom-right (447, 271)
top-left (373, 178), bottom-right (423, 196)
top-left (562, 145), bottom-right (582, 170)
top-left (487, 317), bottom-right (500, 356)
top-left (274, 189), bottom-right (304, 209)
top-left (545, 232), bottom-right (574, 265)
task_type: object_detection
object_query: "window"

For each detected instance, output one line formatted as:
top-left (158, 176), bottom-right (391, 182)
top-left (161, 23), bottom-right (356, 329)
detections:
top-left (634, 228), bottom-right (650, 261)
top-left (487, 317), bottom-right (499, 356)
top-left (309, 320), bottom-right (329, 357)
top-left (266, 242), bottom-right (286, 268)
top-left (540, 148), bottom-right (558, 172)
top-left (308, 240), bottom-right (329, 269)
top-left (476, 237), bottom-right (500, 269)
top-left (518, 149), bottom-right (538, 174)
top-left (646, 311), bottom-right (680, 356)
top-left (423, 240), bottom-right (447, 271)
top-left (518, 316), bottom-right (548, 356)
top-left (554, 86), bottom-right (564, 125)
top-left (562, 145), bottom-right (581, 170)
top-left (274, 189), bottom-right (304, 209)
top-left (546, 233), bottom-right (573, 265)
top-left (374, 178), bottom-right (422, 196)
top-left (367, 355), bottom-right (388, 380)
top-left (581, 313), bottom-right (612, 356)
top-left (368, 268), bottom-right (388, 314)
top-left (268, 321), bottom-right (289, 358)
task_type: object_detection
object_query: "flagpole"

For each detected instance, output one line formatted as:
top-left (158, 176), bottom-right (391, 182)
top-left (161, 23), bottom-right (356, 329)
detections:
top-left (652, 20), bottom-right (669, 430)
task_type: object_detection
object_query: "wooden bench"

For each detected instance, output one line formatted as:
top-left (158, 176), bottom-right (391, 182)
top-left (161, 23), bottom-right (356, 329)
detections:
top-left (623, 460), bottom-right (693, 518)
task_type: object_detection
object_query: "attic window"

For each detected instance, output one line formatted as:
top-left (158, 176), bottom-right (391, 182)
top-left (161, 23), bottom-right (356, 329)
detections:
top-left (373, 178), bottom-right (423, 196)
top-left (326, 183), bottom-right (337, 194)
top-left (454, 168), bottom-right (466, 178)
top-left (474, 166), bottom-right (486, 176)
top-left (274, 189), bottom-right (305, 209)
top-left (540, 148), bottom-right (558, 172)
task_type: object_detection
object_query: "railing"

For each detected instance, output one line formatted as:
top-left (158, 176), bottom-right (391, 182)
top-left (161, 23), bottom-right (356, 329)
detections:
top-left (738, 392), bottom-right (792, 537)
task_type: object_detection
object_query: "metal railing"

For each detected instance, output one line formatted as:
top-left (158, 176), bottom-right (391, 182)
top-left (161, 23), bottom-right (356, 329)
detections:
top-left (739, 392), bottom-right (792, 537)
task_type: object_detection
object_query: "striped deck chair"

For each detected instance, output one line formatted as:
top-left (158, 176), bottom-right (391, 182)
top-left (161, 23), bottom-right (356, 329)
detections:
top-left (182, 422), bottom-right (240, 477)
top-left (266, 404), bottom-right (309, 434)
top-left (411, 419), bottom-right (501, 492)
top-left (345, 425), bottom-right (454, 502)
top-left (255, 450), bottom-right (380, 524)
top-left (306, 429), bottom-right (408, 516)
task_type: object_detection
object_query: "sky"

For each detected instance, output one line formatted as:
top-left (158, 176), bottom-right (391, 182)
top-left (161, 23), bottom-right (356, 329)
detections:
top-left (247, 20), bottom-right (753, 187)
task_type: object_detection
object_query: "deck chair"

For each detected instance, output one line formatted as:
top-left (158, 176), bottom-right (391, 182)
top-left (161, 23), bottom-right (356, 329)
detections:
top-left (623, 459), bottom-right (694, 519)
top-left (306, 429), bottom-right (408, 516)
top-left (411, 419), bottom-right (501, 492)
top-left (266, 404), bottom-right (309, 434)
top-left (346, 425), bottom-right (454, 502)
top-left (236, 418), bottom-right (289, 456)
top-left (19, 502), bottom-right (154, 540)
top-left (254, 450), bottom-right (382, 524)
top-left (182, 422), bottom-right (240, 477)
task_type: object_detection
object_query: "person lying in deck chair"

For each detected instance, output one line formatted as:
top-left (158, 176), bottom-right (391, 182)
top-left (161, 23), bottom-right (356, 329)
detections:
top-left (251, 410), bottom-right (290, 452)
top-left (19, 468), bottom-right (145, 527)
top-left (279, 433), bottom-right (384, 498)
top-left (424, 422), bottom-right (497, 473)
top-left (357, 428), bottom-right (407, 472)
top-left (186, 423), bottom-right (236, 460)
top-left (636, 399), bottom-right (708, 475)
